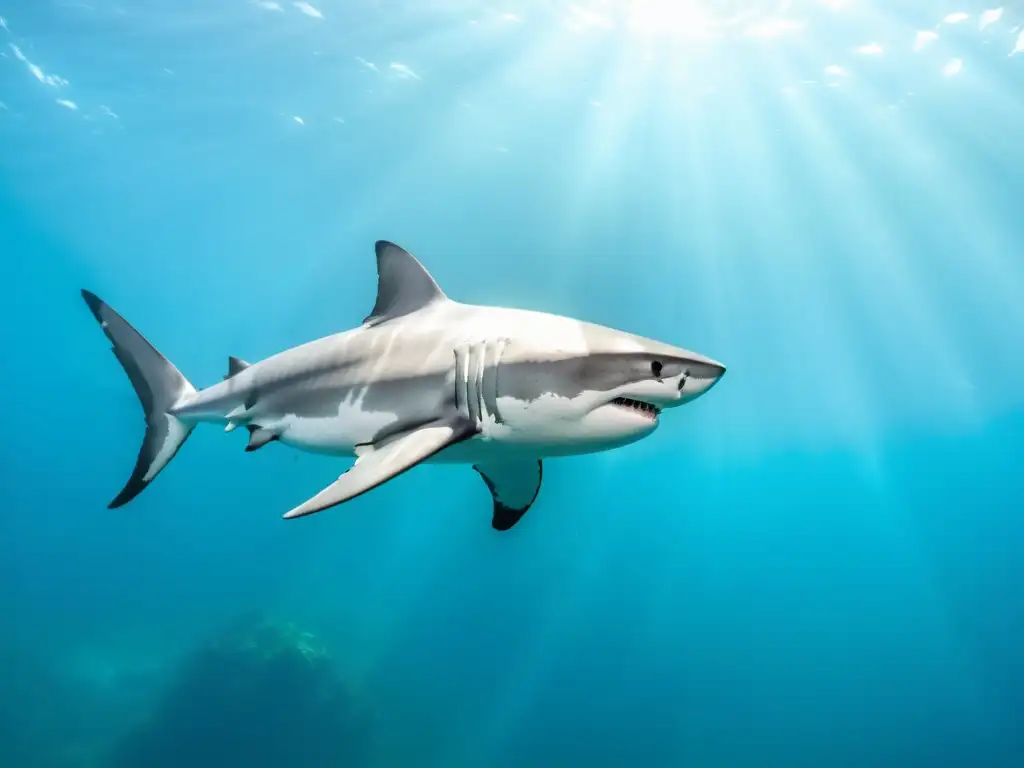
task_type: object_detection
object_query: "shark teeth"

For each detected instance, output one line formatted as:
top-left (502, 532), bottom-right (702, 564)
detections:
top-left (611, 397), bottom-right (660, 419)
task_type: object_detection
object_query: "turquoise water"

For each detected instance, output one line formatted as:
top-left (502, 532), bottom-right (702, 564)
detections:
top-left (2, 1), bottom-right (1024, 766)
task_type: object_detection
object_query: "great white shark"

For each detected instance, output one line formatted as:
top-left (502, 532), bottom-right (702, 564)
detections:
top-left (82, 241), bottom-right (726, 531)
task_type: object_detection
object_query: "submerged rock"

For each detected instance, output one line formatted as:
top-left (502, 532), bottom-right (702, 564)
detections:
top-left (108, 616), bottom-right (375, 768)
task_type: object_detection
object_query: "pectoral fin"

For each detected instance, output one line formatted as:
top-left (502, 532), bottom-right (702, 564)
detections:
top-left (473, 460), bottom-right (543, 531)
top-left (282, 419), bottom-right (475, 520)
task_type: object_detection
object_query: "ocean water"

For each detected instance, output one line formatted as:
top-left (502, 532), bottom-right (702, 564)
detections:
top-left (2, 1), bottom-right (1024, 766)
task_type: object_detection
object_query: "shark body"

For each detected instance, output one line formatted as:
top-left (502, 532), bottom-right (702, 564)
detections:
top-left (83, 241), bottom-right (725, 530)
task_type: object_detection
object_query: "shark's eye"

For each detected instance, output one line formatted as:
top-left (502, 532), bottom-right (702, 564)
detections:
top-left (651, 361), bottom-right (663, 378)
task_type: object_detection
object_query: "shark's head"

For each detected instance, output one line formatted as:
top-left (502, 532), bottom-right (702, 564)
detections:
top-left (588, 347), bottom-right (725, 420)
top-left (492, 319), bottom-right (726, 455)
top-left (564, 343), bottom-right (726, 448)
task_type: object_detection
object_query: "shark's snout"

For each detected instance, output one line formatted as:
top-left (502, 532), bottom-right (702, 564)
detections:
top-left (676, 359), bottom-right (726, 404)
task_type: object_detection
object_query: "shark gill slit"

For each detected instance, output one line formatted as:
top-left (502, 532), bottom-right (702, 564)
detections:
top-left (474, 344), bottom-right (487, 423)
top-left (454, 344), bottom-right (470, 422)
top-left (453, 346), bottom-right (464, 416)
top-left (466, 344), bottom-right (481, 426)
top-left (481, 339), bottom-right (504, 425)
top-left (453, 340), bottom-right (506, 429)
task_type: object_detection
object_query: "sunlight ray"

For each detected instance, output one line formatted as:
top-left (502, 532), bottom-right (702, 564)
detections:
top-left (758, 43), bottom-right (990, 429)
top-left (655, 62), bottom-right (734, 462)
top-left (552, 41), bottom-right (661, 248)
top-left (441, 511), bottom-right (628, 765)
top-left (703, 55), bottom-right (881, 449)
top-left (791, 7), bottom-right (1024, 413)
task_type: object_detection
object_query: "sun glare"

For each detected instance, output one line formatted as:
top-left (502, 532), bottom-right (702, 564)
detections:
top-left (615, 0), bottom-right (801, 40)
top-left (626, 0), bottom-right (716, 39)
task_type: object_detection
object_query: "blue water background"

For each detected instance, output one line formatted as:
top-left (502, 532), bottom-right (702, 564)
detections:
top-left (2, 1), bottom-right (1023, 765)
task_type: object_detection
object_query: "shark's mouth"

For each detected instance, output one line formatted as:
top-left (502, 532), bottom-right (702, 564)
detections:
top-left (610, 397), bottom-right (661, 420)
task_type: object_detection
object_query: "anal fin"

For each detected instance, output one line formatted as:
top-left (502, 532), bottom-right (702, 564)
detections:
top-left (473, 460), bottom-right (543, 531)
top-left (245, 425), bottom-right (279, 452)
top-left (282, 418), bottom-right (476, 519)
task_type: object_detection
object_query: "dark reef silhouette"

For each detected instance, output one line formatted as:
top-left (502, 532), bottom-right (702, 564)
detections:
top-left (109, 615), bottom-right (375, 768)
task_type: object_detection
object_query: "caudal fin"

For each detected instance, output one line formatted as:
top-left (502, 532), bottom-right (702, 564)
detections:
top-left (81, 290), bottom-right (197, 508)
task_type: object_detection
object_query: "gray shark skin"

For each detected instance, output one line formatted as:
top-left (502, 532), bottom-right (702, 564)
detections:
top-left (82, 241), bottom-right (726, 531)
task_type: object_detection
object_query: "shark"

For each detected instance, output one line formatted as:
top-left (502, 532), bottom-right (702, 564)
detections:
top-left (82, 241), bottom-right (726, 531)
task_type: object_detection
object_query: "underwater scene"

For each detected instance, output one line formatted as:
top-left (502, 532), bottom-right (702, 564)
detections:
top-left (2, 1), bottom-right (1023, 766)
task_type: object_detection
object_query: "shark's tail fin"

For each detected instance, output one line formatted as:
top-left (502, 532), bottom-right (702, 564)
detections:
top-left (81, 290), bottom-right (197, 508)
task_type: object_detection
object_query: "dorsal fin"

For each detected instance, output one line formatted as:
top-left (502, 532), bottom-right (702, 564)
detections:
top-left (363, 241), bottom-right (447, 326)
top-left (224, 356), bottom-right (250, 379)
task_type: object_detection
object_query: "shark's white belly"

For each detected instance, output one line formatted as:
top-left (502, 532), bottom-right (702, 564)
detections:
top-left (426, 436), bottom-right (540, 464)
top-left (272, 407), bottom-right (400, 457)
top-left (274, 413), bottom-right (543, 464)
